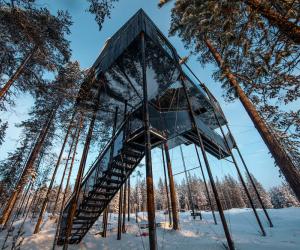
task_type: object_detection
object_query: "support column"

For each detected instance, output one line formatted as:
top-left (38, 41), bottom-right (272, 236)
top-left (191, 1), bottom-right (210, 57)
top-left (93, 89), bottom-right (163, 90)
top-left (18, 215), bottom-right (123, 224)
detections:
top-left (141, 32), bottom-right (157, 250)
top-left (226, 124), bottom-right (273, 227)
top-left (161, 147), bottom-right (172, 227)
top-left (163, 142), bottom-right (179, 230)
top-left (194, 145), bottom-right (217, 225)
top-left (208, 94), bottom-right (266, 236)
top-left (102, 207), bottom-right (109, 238)
top-left (127, 178), bottom-right (130, 222)
top-left (203, 83), bottom-right (273, 228)
top-left (117, 188), bottom-right (123, 240)
top-left (122, 181), bottom-right (127, 233)
top-left (180, 76), bottom-right (235, 250)
top-left (179, 145), bottom-right (197, 220)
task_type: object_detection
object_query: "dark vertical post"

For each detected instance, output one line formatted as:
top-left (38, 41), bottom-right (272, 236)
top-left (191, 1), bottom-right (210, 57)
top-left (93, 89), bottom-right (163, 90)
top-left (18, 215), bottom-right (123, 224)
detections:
top-left (122, 181), bottom-right (127, 233)
top-left (117, 188), bottom-right (123, 240)
top-left (194, 145), bottom-right (217, 224)
top-left (127, 178), bottom-right (130, 222)
top-left (203, 84), bottom-right (273, 228)
top-left (163, 142), bottom-right (179, 230)
top-left (141, 32), bottom-right (157, 250)
top-left (179, 145), bottom-right (197, 219)
top-left (161, 147), bottom-right (172, 227)
top-left (226, 124), bottom-right (273, 227)
top-left (105, 106), bottom-right (120, 240)
top-left (122, 101), bottom-right (128, 232)
top-left (109, 106), bottom-right (122, 241)
top-left (102, 206), bottom-right (109, 237)
top-left (180, 76), bottom-right (235, 250)
top-left (218, 120), bottom-right (266, 235)
top-left (203, 86), bottom-right (266, 236)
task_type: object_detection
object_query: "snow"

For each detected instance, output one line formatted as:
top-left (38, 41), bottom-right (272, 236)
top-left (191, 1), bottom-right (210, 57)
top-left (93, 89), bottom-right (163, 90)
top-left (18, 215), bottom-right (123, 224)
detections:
top-left (1, 208), bottom-right (300, 250)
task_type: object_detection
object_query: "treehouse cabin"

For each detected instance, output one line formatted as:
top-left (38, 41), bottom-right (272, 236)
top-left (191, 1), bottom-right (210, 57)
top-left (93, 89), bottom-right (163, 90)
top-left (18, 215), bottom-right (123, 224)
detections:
top-left (57, 9), bottom-right (235, 245)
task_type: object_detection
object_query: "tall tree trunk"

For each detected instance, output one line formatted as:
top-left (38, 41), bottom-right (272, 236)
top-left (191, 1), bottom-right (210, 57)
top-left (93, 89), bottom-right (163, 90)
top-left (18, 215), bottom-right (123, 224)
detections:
top-left (141, 32), bottom-right (157, 250)
top-left (63, 107), bottom-right (98, 248)
top-left (52, 119), bottom-right (81, 249)
top-left (244, 0), bottom-right (300, 44)
top-left (0, 108), bottom-right (56, 225)
top-left (52, 122), bottom-right (77, 215)
top-left (0, 46), bottom-right (38, 101)
top-left (163, 143), bottom-right (179, 230)
top-left (204, 38), bottom-right (300, 201)
top-left (161, 147), bottom-right (172, 227)
top-left (34, 113), bottom-right (75, 234)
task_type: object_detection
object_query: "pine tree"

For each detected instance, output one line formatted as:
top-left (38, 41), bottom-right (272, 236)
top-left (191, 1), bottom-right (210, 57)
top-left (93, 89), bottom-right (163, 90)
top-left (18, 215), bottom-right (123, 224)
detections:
top-left (0, 70), bottom-right (75, 225)
top-left (270, 183), bottom-right (300, 208)
top-left (0, 119), bottom-right (8, 146)
top-left (140, 177), bottom-right (147, 212)
top-left (246, 174), bottom-right (273, 208)
top-left (110, 191), bottom-right (120, 213)
top-left (87, 0), bottom-right (119, 30)
top-left (224, 175), bottom-right (246, 209)
top-left (155, 177), bottom-right (165, 210)
top-left (189, 174), bottom-right (207, 210)
top-left (176, 180), bottom-right (184, 210)
top-left (0, 137), bottom-right (31, 202)
top-left (0, 2), bottom-right (72, 103)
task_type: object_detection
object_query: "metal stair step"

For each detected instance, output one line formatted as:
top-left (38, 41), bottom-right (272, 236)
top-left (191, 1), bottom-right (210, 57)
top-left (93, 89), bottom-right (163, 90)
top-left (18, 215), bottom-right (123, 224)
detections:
top-left (76, 215), bottom-right (98, 221)
top-left (78, 207), bottom-right (101, 214)
top-left (126, 142), bottom-right (145, 151)
top-left (94, 178), bottom-right (121, 187)
top-left (88, 197), bottom-right (110, 202)
top-left (82, 202), bottom-right (105, 209)
top-left (91, 190), bottom-right (115, 196)
top-left (104, 170), bottom-right (125, 178)
top-left (114, 157), bottom-right (137, 165)
top-left (73, 220), bottom-right (90, 225)
top-left (112, 164), bottom-right (132, 172)
top-left (105, 178), bottom-right (122, 184)
top-left (122, 148), bottom-right (143, 157)
top-left (98, 184), bottom-right (119, 190)
top-left (58, 133), bottom-right (145, 245)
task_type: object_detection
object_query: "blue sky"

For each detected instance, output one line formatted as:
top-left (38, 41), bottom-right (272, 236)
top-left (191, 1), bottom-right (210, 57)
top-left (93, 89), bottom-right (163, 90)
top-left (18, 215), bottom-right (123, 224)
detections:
top-left (0, 0), bottom-right (285, 189)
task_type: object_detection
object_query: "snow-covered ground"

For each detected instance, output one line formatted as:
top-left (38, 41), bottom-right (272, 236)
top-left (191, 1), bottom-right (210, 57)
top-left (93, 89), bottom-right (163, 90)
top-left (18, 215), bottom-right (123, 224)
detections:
top-left (1, 208), bottom-right (299, 250)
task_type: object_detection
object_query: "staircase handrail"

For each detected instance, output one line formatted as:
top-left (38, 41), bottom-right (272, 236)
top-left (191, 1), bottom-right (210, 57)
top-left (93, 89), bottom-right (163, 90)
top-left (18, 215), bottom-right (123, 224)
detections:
top-left (81, 112), bottom-right (133, 184)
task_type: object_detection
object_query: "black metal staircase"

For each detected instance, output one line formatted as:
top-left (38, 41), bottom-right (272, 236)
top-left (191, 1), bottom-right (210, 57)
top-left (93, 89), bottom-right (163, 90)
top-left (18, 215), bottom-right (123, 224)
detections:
top-left (57, 117), bottom-right (166, 245)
